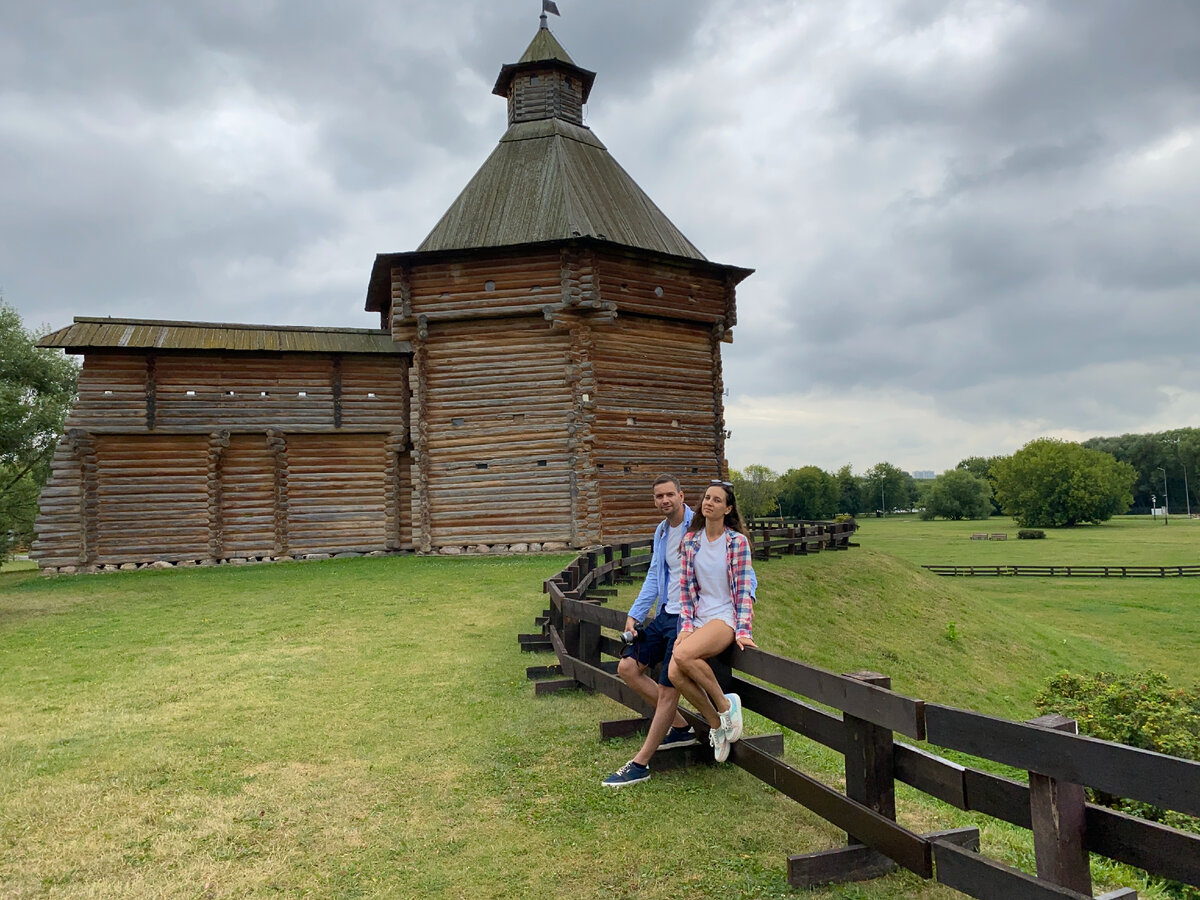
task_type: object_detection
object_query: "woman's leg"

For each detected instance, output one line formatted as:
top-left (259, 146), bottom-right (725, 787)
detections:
top-left (668, 621), bottom-right (734, 728)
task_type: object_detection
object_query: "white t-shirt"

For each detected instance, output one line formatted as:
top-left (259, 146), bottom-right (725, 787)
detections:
top-left (693, 530), bottom-right (735, 628)
top-left (663, 522), bottom-right (684, 614)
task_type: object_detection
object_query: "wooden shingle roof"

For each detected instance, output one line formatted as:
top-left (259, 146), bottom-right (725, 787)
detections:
top-left (39, 317), bottom-right (410, 355)
top-left (417, 118), bottom-right (705, 260)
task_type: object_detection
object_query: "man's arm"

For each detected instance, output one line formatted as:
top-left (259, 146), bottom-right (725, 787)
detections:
top-left (626, 522), bottom-right (663, 624)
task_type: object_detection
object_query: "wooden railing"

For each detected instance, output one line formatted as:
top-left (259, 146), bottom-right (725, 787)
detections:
top-left (924, 564), bottom-right (1200, 577)
top-left (522, 530), bottom-right (1200, 899)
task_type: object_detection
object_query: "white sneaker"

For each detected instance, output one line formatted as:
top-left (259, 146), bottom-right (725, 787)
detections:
top-left (709, 723), bottom-right (730, 762)
top-left (722, 692), bottom-right (744, 744)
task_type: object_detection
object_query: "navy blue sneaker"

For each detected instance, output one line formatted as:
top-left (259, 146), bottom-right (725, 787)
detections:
top-left (601, 760), bottom-right (650, 788)
top-left (659, 726), bottom-right (698, 749)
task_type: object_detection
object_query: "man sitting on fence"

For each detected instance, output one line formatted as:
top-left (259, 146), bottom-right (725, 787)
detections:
top-left (601, 474), bottom-right (756, 787)
top-left (601, 474), bottom-right (698, 787)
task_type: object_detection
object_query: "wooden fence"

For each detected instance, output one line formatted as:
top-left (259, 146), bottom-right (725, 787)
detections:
top-left (924, 564), bottom-right (1200, 578)
top-left (522, 525), bottom-right (1200, 899)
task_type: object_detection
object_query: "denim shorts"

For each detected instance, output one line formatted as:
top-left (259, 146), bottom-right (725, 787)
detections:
top-left (621, 610), bottom-right (680, 687)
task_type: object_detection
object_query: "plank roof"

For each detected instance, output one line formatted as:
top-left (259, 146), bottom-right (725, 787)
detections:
top-left (39, 317), bottom-right (410, 355)
top-left (417, 118), bottom-right (705, 260)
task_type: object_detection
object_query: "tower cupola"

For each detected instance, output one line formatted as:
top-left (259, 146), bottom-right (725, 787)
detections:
top-left (492, 23), bottom-right (596, 126)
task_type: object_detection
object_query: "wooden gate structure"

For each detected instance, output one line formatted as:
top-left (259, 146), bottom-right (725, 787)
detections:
top-left (526, 527), bottom-right (1200, 899)
top-left (32, 22), bottom-right (751, 572)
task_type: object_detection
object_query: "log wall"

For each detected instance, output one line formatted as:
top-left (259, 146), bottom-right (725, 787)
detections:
top-left (32, 350), bottom-right (411, 569)
top-left (35, 244), bottom-right (741, 569)
top-left (388, 245), bottom-right (737, 551)
top-left (590, 315), bottom-right (725, 538)
top-left (407, 316), bottom-right (576, 549)
top-left (509, 69), bottom-right (585, 126)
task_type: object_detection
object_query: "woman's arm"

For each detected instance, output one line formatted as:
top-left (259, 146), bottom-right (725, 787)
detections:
top-left (730, 532), bottom-right (756, 647)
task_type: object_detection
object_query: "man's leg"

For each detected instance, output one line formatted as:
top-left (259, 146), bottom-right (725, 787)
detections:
top-left (618, 625), bottom-right (689, 730)
top-left (631, 686), bottom-right (681, 768)
top-left (616, 655), bottom-right (660, 709)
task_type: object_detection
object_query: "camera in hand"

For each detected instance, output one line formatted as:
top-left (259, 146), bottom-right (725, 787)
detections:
top-left (621, 622), bottom-right (645, 645)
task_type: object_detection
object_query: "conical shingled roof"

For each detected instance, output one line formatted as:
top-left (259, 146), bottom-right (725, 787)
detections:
top-left (518, 25), bottom-right (575, 65)
top-left (417, 119), bottom-right (706, 260)
top-left (417, 27), bottom-right (706, 262)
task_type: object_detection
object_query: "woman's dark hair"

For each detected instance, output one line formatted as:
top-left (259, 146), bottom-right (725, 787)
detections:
top-left (687, 480), bottom-right (747, 536)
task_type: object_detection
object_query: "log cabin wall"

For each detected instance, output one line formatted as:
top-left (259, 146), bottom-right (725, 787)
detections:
top-left (589, 315), bottom-right (725, 539)
top-left (508, 69), bottom-right (584, 126)
top-left (397, 315), bottom-right (577, 551)
top-left (387, 242), bottom-right (739, 551)
top-left (31, 348), bottom-right (411, 570)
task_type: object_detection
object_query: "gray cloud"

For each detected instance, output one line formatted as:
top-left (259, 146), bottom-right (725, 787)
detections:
top-left (2, 0), bottom-right (1198, 471)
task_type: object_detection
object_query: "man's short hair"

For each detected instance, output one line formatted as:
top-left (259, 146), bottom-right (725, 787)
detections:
top-left (652, 474), bottom-right (681, 492)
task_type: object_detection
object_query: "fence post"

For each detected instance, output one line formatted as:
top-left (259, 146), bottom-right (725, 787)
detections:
top-left (787, 526), bottom-right (797, 555)
top-left (843, 671), bottom-right (897, 828)
top-left (578, 617), bottom-right (601, 668)
top-left (789, 669), bottom-right (903, 887)
top-left (1026, 713), bottom-right (1092, 897)
top-left (760, 525), bottom-right (771, 561)
top-left (603, 545), bottom-right (614, 585)
top-left (585, 550), bottom-right (598, 590)
top-left (618, 542), bottom-right (631, 582)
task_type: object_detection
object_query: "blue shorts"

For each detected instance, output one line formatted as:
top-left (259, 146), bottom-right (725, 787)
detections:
top-left (621, 610), bottom-right (680, 687)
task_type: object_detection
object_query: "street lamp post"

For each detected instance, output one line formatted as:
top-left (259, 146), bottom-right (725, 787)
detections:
top-left (1164, 436), bottom-right (1192, 517)
top-left (1157, 466), bottom-right (1169, 525)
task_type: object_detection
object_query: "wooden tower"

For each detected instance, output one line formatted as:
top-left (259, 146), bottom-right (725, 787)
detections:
top-left (30, 22), bottom-right (751, 572)
top-left (365, 22), bottom-right (752, 552)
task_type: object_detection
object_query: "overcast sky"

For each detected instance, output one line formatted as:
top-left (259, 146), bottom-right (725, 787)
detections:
top-left (3, 1), bottom-right (1198, 475)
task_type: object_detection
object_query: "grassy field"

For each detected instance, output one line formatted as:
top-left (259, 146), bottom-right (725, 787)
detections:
top-left (856, 512), bottom-right (1200, 566)
top-left (1, 520), bottom-right (1194, 899)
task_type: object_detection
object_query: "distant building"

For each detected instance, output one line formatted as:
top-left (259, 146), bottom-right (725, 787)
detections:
top-left (31, 21), bottom-right (752, 572)
top-left (911, 470), bottom-right (936, 480)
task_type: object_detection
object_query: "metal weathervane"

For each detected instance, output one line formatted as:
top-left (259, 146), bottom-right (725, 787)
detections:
top-left (540, 0), bottom-right (560, 28)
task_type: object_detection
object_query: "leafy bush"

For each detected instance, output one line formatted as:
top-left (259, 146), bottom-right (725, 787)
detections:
top-left (833, 513), bottom-right (857, 530)
top-left (1037, 671), bottom-right (1200, 837)
top-left (1017, 529), bottom-right (1046, 539)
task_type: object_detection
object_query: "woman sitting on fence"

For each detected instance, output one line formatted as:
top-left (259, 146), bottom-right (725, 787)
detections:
top-left (668, 479), bottom-right (757, 762)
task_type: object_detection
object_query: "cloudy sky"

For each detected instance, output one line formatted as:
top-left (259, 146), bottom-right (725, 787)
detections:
top-left (3, 0), bottom-right (1198, 475)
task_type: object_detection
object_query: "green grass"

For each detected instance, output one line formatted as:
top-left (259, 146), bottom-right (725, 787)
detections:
top-left (858, 513), bottom-right (1200, 566)
top-left (1, 525), bottom-right (1192, 899)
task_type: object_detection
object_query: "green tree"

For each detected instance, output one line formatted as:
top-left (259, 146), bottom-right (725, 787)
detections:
top-left (729, 464), bottom-right (780, 520)
top-left (920, 469), bottom-right (993, 520)
top-left (0, 300), bottom-right (78, 559)
top-left (956, 454), bottom-right (1006, 514)
top-left (835, 464), bottom-right (863, 516)
top-left (992, 438), bottom-right (1136, 527)
top-left (863, 462), bottom-right (916, 513)
top-left (1084, 428), bottom-right (1200, 514)
top-left (777, 465), bottom-right (838, 520)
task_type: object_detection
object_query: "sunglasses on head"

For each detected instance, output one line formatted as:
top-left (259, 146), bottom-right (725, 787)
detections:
top-left (709, 480), bottom-right (733, 488)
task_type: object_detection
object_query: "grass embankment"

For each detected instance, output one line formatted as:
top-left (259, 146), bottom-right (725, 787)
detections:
top-left (1, 519), bottom-right (1193, 899)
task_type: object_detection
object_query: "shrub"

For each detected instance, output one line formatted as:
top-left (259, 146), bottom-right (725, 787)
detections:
top-left (833, 513), bottom-right (857, 530)
top-left (1036, 671), bottom-right (1200, 862)
top-left (1017, 529), bottom-right (1046, 539)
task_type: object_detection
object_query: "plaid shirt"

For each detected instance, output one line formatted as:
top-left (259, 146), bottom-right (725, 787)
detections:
top-left (678, 527), bottom-right (755, 640)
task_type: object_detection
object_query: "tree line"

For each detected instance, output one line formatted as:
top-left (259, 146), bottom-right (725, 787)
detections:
top-left (733, 430), bottom-right (1196, 528)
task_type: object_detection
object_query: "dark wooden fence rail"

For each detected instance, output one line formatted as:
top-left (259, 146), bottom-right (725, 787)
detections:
top-left (925, 564), bottom-right (1200, 578)
top-left (522, 525), bottom-right (1200, 900)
